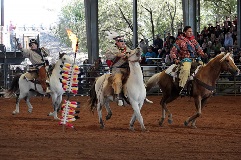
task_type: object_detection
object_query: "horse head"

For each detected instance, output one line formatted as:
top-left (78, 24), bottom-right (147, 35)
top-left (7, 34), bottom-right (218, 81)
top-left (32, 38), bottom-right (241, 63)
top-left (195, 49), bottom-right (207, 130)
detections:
top-left (59, 52), bottom-right (74, 64)
top-left (219, 52), bottom-right (240, 76)
top-left (127, 47), bottom-right (141, 62)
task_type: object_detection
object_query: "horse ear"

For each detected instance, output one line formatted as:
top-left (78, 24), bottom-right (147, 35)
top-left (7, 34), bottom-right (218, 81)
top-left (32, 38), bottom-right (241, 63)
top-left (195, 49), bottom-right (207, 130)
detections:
top-left (59, 52), bottom-right (65, 59)
top-left (220, 52), bottom-right (230, 62)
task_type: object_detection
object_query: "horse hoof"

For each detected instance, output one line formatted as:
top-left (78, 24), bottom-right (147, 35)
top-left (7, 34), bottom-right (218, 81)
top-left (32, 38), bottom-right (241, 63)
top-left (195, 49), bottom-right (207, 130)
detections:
top-left (12, 111), bottom-right (19, 115)
top-left (48, 112), bottom-right (53, 116)
top-left (141, 128), bottom-right (148, 132)
top-left (191, 125), bottom-right (197, 129)
top-left (159, 119), bottom-right (164, 126)
top-left (100, 125), bottom-right (105, 129)
top-left (168, 119), bottom-right (173, 124)
top-left (129, 126), bottom-right (135, 131)
top-left (106, 114), bottom-right (112, 120)
top-left (184, 121), bottom-right (189, 126)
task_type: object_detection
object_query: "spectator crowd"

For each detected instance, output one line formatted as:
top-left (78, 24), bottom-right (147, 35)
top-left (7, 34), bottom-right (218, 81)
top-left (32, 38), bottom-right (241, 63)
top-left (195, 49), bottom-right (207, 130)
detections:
top-left (139, 17), bottom-right (241, 65)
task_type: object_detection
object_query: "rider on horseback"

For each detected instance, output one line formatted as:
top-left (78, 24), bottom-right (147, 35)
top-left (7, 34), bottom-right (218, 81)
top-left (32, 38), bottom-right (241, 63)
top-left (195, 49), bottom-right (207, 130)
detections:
top-left (18, 39), bottom-right (51, 94)
top-left (170, 26), bottom-right (206, 96)
top-left (105, 32), bottom-right (131, 106)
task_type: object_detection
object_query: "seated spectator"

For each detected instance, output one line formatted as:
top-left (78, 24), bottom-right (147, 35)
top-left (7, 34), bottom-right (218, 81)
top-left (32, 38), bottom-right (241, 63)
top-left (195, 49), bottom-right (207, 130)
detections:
top-left (140, 51), bottom-right (146, 64)
top-left (145, 46), bottom-right (157, 64)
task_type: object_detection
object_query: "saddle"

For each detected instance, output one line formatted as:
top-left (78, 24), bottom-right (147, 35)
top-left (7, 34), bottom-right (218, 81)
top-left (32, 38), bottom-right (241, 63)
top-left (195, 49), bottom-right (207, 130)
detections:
top-left (24, 65), bottom-right (50, 87)
top-left (105, 69), bottom-right (131, 105)
top-left (165, 61), bottom-right (202, 96)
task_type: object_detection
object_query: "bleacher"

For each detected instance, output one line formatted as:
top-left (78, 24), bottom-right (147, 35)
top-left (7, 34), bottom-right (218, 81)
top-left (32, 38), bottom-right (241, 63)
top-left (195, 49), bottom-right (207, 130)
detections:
top-left (77, 63), bottom-right (241, 96)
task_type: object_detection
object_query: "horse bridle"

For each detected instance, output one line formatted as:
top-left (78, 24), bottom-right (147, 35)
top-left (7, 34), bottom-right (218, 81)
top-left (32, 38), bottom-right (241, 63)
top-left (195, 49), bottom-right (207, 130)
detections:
top-left (127, 50), bottom-right (141, 63)
top-left (194, 53), bottom-right (234, 92)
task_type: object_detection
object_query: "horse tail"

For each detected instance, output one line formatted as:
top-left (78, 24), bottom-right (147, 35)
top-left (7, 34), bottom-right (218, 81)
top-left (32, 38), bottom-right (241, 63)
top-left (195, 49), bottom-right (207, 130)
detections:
top-left (145, 72), bottom-right (162, 92)
top-left (88, 79), bottom-right (97, 113)
top-left (4, 74), bottom-right (21, 98)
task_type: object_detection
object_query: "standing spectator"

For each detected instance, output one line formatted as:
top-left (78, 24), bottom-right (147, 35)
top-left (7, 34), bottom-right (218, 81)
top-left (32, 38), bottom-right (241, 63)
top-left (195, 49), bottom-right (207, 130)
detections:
top-left (224, 32), bottom-right (233, 50)
top-left (164, 54), bottom-right (172, 65)
top-left (153, 34), bottom-right (163, 50)
top-left (139, 39), bottom-right (148, 55)
top-left (213, 38), bottom-right (222, 55)
top-left (9, 21), bottom-right (16, 51)
top-left (215, 25), bottom-right (223, 38)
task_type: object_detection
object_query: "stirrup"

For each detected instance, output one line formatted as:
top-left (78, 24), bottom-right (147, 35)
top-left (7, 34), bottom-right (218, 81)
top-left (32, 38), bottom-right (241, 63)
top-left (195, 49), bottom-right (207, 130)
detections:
top-left (180, 89), bottom-right (187, 97)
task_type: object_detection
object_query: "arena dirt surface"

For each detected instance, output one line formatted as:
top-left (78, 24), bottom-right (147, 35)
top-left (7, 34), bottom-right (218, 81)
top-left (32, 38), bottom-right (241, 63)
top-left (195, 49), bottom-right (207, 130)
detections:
top-left (0, 95), bottom-right (241, 160)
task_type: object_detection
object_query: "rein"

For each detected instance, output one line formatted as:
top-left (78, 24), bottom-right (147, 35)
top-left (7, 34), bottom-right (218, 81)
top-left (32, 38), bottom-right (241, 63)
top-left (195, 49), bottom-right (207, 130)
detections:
top-left (128, 51), bottom-right (141, 63)
top-left (128, 59), bottom-right (140, 63)
top-left (193, 77), bottom-right (215, 91)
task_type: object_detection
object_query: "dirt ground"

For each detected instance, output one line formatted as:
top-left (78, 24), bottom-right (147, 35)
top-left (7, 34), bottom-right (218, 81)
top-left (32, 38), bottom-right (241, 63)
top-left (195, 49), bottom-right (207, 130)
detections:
top-left (0, 95), bottom-right (241, 160)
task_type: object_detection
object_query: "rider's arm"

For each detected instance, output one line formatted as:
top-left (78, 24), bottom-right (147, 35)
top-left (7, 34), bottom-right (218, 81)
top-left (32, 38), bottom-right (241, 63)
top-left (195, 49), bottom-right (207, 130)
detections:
top-left (170, 45), bottom-right (178, 60)
top-left (193, 39), bottom-right (207, 58)
top-left (170, 44), bottom-right (180, 64)
top-left (20, 49), bottom-right (31, 58)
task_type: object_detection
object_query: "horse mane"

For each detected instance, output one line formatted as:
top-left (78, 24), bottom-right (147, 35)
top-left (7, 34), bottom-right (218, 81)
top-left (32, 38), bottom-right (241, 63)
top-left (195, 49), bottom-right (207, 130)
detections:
top-left (48, 63), bottom-right (56, 76)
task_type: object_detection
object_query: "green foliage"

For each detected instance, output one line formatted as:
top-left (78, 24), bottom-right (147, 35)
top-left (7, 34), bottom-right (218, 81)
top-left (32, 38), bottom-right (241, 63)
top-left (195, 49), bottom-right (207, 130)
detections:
top-left (52, 0), bottom-right (86, 51)
top-left (53, 0), bottom-right (237, 56)
top-left (200, 0), bottom-right (237, 28)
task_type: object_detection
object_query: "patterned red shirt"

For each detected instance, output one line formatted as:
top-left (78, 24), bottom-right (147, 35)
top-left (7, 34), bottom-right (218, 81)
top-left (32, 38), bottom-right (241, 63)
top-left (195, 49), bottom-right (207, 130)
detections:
top-left (170, 35), bottom-right (205, 60)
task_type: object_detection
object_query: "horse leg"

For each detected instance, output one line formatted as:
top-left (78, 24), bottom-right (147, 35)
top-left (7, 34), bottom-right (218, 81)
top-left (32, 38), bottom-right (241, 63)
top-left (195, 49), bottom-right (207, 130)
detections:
top-left (130, 101), bottom-right (146, 131)
top-left (104, 99), bottom-right (112, 120)
top-left (159, 98), bottom-right (173, 126)
top-left (13, 95), bottom-right (21, 115)
top-left (52, 95), bottom-right (62, 120)
top-left (48, 93), bottom-right (59, 119)
top-left (130, 101), bottom-right (145, 131)
top-left (184, 97), bottom-right (202, 128)
top-left (189, 97), bottom-right (209, 128)
top-left (159, 100), bottom-right (166, 126)
top-left (25, 96), bottom-right (33, 113)
top-left (13, 92), bottom-right (28, 115)
top-left (97, 102), bottom-right (104, 129)
top-left (129, 113), bottom-right (136, 131)
top-left (25, 91), bottom-right (36, 113)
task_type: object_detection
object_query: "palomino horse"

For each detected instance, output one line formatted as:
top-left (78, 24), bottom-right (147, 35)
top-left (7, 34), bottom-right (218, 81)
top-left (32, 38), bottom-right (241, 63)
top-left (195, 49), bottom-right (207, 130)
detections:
top-left (4, 53), bottom-right (74, 119)
top-left (146, 52), bottom-right (240, 128)
top-left (88, 48), bottom-right (147, 131)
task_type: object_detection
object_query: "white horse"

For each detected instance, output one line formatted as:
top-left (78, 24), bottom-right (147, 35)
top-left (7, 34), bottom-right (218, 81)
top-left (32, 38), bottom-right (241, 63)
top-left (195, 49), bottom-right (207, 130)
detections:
top-left (4, 53), bottom-right (74, 119)
top-left (88, 48), bottom-right (147, 131)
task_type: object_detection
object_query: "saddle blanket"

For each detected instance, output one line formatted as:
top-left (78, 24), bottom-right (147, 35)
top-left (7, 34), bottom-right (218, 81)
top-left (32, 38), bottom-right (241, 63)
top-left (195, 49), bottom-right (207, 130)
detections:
top-left (165, 64), bottom-right (202, 82)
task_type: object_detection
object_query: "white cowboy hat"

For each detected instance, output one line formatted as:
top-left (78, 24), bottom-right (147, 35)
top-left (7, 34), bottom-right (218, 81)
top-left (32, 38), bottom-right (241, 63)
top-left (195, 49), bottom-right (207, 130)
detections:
top-left (105, 30), bottom-right (123, 41)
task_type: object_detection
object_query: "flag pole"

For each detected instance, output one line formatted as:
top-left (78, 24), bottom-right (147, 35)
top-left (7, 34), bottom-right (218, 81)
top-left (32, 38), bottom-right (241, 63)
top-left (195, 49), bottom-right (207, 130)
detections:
top-left (74, 41), bottom-right (78, 64)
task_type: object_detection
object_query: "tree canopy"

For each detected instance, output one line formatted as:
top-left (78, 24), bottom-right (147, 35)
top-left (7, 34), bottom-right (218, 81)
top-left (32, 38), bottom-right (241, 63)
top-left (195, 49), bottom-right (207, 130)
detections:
top-left (53, 0), bottom-right (237, 56)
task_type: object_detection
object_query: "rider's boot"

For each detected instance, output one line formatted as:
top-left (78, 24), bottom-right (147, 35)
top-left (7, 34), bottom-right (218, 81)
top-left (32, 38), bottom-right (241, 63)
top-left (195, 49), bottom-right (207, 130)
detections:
top-left (180, 85), bottom-right (187, 97)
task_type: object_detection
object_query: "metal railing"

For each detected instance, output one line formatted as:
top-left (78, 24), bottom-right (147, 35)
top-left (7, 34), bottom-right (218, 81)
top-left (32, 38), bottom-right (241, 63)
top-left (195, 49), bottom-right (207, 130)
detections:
top-left (76, 63), bottom-right (241, 96)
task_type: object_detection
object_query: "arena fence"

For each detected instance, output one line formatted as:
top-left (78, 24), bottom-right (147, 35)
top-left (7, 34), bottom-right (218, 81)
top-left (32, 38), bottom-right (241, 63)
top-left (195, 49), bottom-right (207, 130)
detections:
top-left (77, 63), bottom-right (241, 96)
top-left (1, 63), bottom-right (241, 97)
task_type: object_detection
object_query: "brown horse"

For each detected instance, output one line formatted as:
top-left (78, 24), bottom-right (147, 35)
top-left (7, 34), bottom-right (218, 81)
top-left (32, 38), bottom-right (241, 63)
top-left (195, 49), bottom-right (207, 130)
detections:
top-left (86, 59), bottom-right (101, 84)
top-left (146, 52), bottom-right (240, 128)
